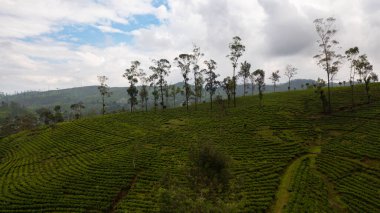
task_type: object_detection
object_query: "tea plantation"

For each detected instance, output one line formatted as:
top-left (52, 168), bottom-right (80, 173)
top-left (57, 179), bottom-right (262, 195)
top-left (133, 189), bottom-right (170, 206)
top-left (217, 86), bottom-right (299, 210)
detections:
top-left (0, 84), bottom-right (379, 212)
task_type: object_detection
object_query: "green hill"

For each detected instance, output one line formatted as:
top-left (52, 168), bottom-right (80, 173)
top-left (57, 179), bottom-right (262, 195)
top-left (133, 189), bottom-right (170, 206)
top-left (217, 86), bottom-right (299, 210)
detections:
top-left (0, 79), bottom-right (316, 115)
top-left (0, 84), bottom-right (379, 212)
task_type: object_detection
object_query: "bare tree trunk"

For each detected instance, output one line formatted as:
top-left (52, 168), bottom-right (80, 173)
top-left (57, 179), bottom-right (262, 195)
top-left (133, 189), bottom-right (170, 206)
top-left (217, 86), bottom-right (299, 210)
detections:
top-left (145, 97), bottom-right (148, 112)
top-left (327, 71), bottom-right (331, 113)
top-left (233, 66), bottom-right (236, 107)
top-left (160, 83), bottom-right (164, 110)
top-left (243, 78), bottom-right (246, 97)
top-left (102, 95), bottom-right (105, 115)
top-left (210, 94), bottom-right (213, 110)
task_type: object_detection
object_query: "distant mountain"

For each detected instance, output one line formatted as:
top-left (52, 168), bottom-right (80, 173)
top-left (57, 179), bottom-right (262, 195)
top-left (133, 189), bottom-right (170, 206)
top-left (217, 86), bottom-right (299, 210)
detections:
top-left (0, 79), bottom-right (316, 115)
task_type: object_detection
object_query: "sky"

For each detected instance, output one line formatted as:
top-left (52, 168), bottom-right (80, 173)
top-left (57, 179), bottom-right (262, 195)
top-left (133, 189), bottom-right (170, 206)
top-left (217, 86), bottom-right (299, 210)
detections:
top-left (0, 0), bottom-right (379, 94)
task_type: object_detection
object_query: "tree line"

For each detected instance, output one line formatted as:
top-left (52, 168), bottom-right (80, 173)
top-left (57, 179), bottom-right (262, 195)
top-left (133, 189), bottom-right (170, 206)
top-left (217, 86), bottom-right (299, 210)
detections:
top-left (95, 17), bottom-right (378, 114)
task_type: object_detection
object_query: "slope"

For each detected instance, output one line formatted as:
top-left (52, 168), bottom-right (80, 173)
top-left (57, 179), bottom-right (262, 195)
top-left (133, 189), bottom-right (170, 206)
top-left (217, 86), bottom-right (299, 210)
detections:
top-left (0, 83), bottom-right (379, 212)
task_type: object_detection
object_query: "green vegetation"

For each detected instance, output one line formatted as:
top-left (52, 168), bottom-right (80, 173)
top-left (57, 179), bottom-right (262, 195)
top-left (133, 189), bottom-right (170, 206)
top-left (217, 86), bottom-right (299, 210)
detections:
top-left (0, 84), bottom-right (380, 211)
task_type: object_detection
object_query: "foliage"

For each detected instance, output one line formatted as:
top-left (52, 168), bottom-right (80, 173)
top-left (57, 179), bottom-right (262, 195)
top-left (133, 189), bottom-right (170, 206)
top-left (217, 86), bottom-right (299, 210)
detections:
top-left (284, 65), bottom-right (297, 91)
top-left (313, 17), bottom-right (344, 112)
top-left (238, 61), bottom-right (251, 96)
top-left (221, 77), bottom-right (234, 107)
top-left (169, 85), bottom-right (182, 107)
top-left (191, 45), bottom-right (204, 109)
top-left (70, 102), bottom-right (85, 119)
top-left (175, 54), bottom-right (193, 111)
top-left (97, 75), bottom-right (112, 115)
top-left (269, 70), bottom-right (281, 92)
top-left (203, 60), bottom-right (220, 110)
top-left (227, 36), bottom-right (245, 107)
top-left (345, 47), bottom-right (360, 107)
top-left (124, 61), bottom-right (143, 112)
top-left (253, 69), bottom-right (265, 107)
top-left (354, 54), bottom-right (378, 103)
top-left (189, 143), bottom-right (231, 197)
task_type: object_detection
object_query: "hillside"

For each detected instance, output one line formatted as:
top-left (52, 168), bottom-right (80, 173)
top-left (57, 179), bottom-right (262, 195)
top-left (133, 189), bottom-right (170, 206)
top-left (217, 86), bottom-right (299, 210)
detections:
top-left (0, 79), bottom-right (316, 115)
top-left (0, 84), bottom-right (379, 212)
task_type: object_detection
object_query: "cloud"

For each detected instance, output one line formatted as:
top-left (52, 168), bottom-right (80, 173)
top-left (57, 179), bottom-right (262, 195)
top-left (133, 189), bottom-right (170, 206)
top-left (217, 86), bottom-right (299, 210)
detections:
top-left (0, 0), bottom-right (379, 93)
top-left (259, 0), bottom-right (315, 56)
top-left (0, 0), bottom-right (165, 39)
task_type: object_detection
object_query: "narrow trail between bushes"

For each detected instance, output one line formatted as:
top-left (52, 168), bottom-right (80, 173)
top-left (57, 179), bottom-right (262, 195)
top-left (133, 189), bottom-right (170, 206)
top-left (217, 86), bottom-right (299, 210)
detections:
top-left (106, 174), bottom-right (138, 213)
top-left (271, 144), bottom-right (347, 213)
top-left (271, 153), bottom-right (317, 213)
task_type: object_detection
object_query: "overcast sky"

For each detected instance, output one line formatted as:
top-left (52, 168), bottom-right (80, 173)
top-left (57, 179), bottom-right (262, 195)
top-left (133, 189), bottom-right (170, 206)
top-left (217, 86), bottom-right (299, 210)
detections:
top-left (1, 0), bottom-right (379, 93)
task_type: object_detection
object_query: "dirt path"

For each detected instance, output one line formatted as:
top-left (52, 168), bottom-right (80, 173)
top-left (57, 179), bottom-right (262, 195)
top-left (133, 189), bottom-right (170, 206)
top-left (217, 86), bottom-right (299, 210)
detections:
top-left (106, 174), bottom-right (138, 213)
top-left (271, 153), bottom-right (316, 213)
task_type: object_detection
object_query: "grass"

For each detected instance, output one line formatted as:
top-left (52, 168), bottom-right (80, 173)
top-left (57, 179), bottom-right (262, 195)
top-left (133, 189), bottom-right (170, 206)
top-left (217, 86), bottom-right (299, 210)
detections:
top-left (0, 83), bottom-right (380, 212)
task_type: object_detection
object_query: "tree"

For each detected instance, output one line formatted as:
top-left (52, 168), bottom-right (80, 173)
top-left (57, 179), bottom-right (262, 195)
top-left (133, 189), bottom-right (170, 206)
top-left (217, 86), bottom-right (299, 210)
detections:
top-left (97, 75), bottom-right (111, 115)
top-left (35, 108), bottom-right (54, 125)
top-left (123, 61), bottom-right (142, 112)
top-left (195, 75), bottom-right (204, 103)
top-left (227, 36), bottom-right (245, 107)
top-left (151, 84), bottom-right (160, 112)
top-left (191, 45), bottom-right (204, 110)
top-left (253, 69), bottom-right (265, 107)
top-left (203, 60), bottom-right (220, 110)
top-left (284, 65), bottom-right (297, 91)
top-left (175, 54), bottom-right (193, 111)
top-left (150, 59), bottom-right (171, 110)
top-left (354, 54), bottom-right (378, 103)
top-left (249, 72), bottom-right (255, 95)
top-left (164, 83), bottom-right (170, 108)
top-left (53, 105), bottom-right (64, 123)
top-left (70, 102), bottom-right (85, 119)
top-left (139, 75), bottom-right (149, 112)
top-left (238, 61), bottom-right (251, 96)
top-left (315, 78), bottom-right (328, 113)
top-left (170, 85), bottom-right (182, 107)
top-left (269, 70), bottom-right (280, 92)
top-left (221, 77), bottom-right (233, 107)
top-left (313, 17), bottom-right (343, 113)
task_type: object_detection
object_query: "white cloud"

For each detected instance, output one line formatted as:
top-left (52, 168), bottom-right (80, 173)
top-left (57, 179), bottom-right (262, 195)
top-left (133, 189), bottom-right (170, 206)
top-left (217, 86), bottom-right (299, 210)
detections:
top-left (0, 0), bottom-right (379, 93)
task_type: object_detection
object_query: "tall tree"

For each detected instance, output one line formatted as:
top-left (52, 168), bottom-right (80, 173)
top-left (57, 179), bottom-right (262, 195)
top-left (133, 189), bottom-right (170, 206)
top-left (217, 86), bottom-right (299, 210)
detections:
top-left (313, 17), bottom-right (343, 113)
top-left (53, 105), bottom-right (64, 123)
top-left (150, 59), bottom-right (171, 110)
top-left (203, 60), bottom-right (220, 110)
top-left (170, 85), bottom-right (181, 107)
top-left (150, 81), bottom-right (159, 112)
top-left (70, 102), bottom-right (85, 119)
top-left (354, 54), bottom-right (378, 103)
top-left (284, 65), bottom-right (297, 91)
top-left (249, 72), bottom-right (255, 95)
top-left (227, 36), bottom-right (245, 107)
top-left (269, 70), bottom-right (280, 92)
top-left (345, 47), bottom-right (360, 107)
top-left (123, 61), bottom-right (142, 112)
top-left (238, 61), bottom-right (251, 96)
top-left (139, 75), bottom-right (149, 112)
top-left (221, 77), bottom-right (233, 107)
top-left (191, 45), bottom-right (204, 110)
top-left (164, 83), bottom-right (170, 108)
top-left (253, 69), bottom-right (265, 107)
top-left (174, 54), bottom-right (193, 111)
top-left (97, 75), bottom-right (111, 115)
top-left (195, 75), bottom-right (204, 103)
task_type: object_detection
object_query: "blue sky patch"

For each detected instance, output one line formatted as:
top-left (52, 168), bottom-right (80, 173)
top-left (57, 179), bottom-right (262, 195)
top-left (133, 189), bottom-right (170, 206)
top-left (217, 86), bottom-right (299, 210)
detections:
top-left (152, 0), bottom-right (170, 9)
top-left (22, 13), bottom-right (162, 48)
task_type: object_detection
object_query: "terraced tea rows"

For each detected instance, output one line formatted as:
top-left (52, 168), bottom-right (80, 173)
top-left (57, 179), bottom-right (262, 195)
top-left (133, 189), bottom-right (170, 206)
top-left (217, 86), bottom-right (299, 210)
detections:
top-left (1, 84), bottom-right (380, 211)
top-left (285, 158), bottom-right (330, 212)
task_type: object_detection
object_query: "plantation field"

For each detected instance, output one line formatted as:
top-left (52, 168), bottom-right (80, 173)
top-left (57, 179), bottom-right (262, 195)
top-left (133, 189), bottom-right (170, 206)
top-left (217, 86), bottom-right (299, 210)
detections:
top-left (0, 84), bottom-right (380, 212)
